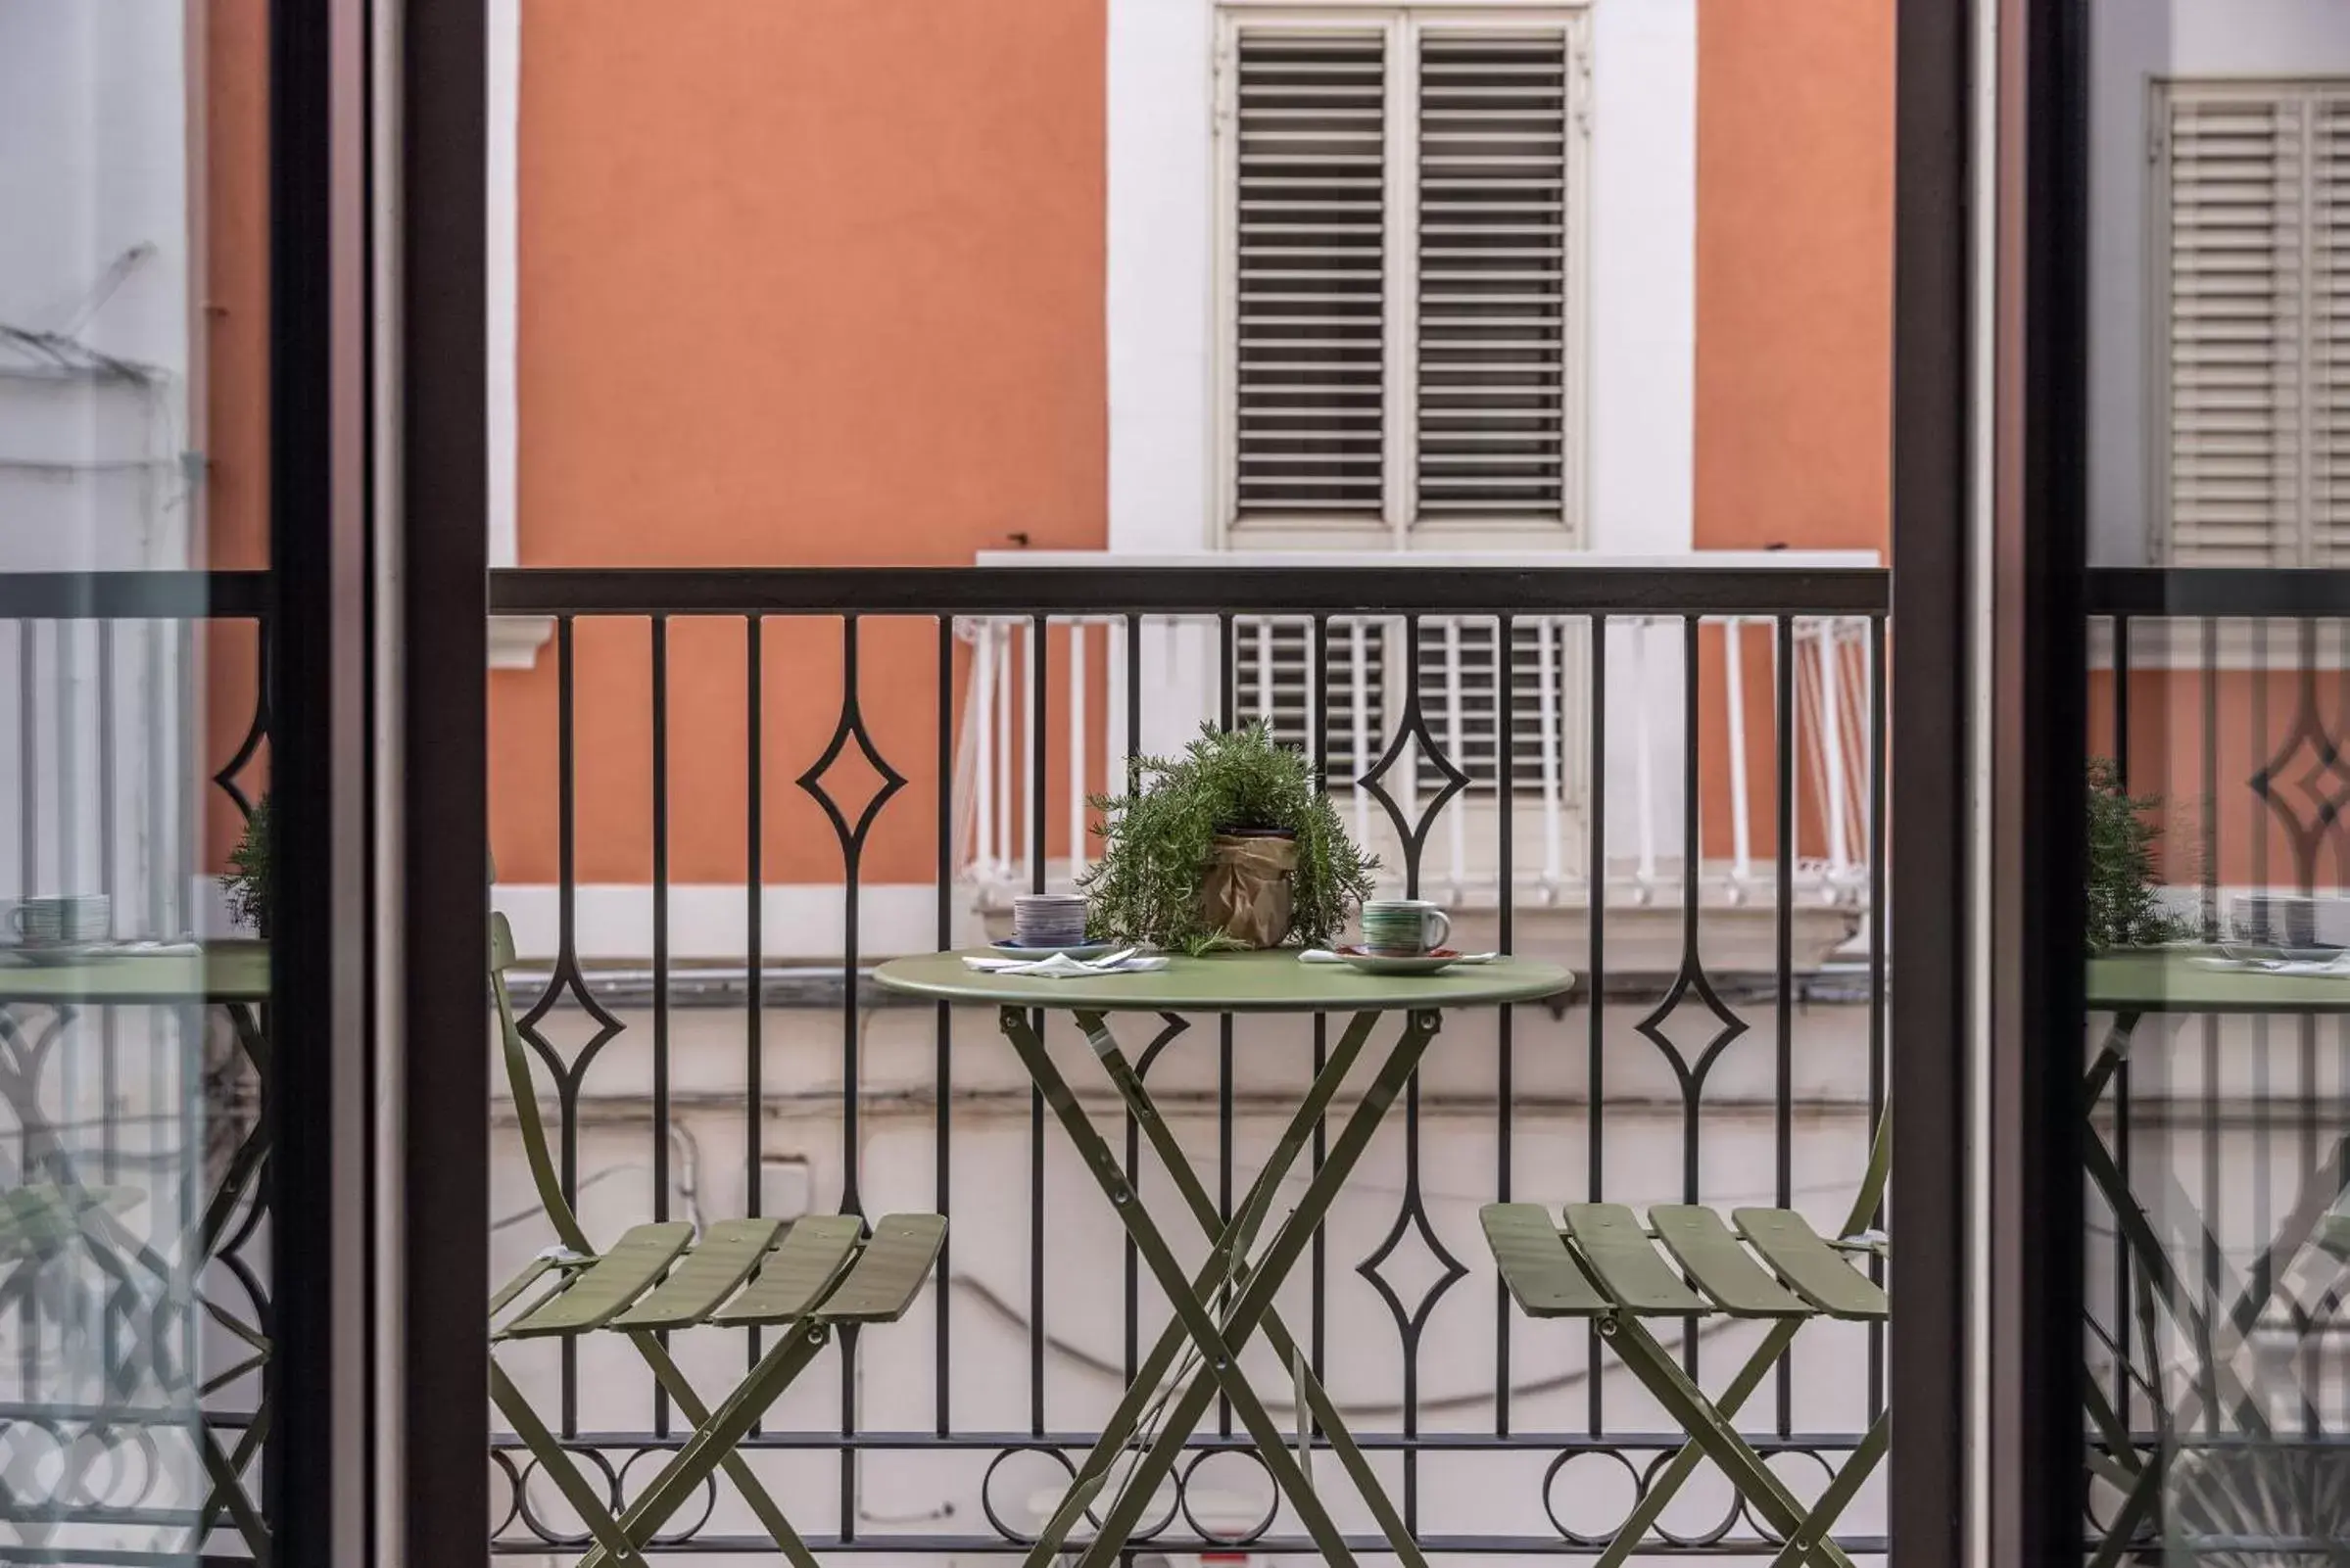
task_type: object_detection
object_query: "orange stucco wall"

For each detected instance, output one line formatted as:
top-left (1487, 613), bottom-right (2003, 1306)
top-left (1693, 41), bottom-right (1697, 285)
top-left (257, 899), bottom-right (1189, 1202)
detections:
top-left (489, 0), bottom-right (1107, 890)
top-left (203, 0), bottom-right (270, 870)
top-left (1693, 0), bottom-right (1894, 866)
top-left (2092, 665), bottom-right (2350, 895)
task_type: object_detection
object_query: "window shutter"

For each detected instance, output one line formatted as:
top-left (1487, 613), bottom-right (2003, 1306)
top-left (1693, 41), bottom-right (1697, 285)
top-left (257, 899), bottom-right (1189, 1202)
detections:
top-left (1232, 617), bottom-right (1569, 795)
top-left (1415, 32), bottom-right (1571, 523)
top-left (2315, 92), bottom-right (2350, 561)
top-left (1234, 32), bottom-right (1388, 521)
top-left (2162, 88), bottom-right (2312, 565)
top-left (1232, 618), bottom-right (1385, 783)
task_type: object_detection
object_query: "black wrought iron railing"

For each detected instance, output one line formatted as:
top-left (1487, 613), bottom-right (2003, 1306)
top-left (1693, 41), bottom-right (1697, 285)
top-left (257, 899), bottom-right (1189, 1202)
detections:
top-left (0, 562), bottom-right (1896, 1561)
top-left (0, 569), bottom-right (273, 1563)
top-left (479, 563), bottom-right (1892, 1559)
top-left (2085, 569), bottom-right (2350, 1532)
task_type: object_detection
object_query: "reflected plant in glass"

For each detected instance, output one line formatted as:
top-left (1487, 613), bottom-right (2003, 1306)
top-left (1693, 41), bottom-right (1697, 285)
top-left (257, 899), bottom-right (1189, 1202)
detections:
top-left (2086, 759), bottom-right (2192, 951)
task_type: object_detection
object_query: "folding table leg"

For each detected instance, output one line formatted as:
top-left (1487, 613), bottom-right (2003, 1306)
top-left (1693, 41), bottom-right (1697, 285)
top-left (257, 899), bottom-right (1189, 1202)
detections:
top-left (1074, 1011), bottom-right (1443, 1568)
top-left (1001, 1010), bottom-right (1367, 1568)
top-left (1076, 1010), bottom-right (1431, 1568)
top-left (1015, 1006), bottom-right (1379, 1568)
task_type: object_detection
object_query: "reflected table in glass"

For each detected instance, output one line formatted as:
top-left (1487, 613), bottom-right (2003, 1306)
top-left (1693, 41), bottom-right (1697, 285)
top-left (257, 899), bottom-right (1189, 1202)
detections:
top-left (874, 949), bottom-right (1573, 1568)
top-left (2084, 950), bottom-right (2350, 1566)
top-left (0, 942), bottom-right (271, 1559)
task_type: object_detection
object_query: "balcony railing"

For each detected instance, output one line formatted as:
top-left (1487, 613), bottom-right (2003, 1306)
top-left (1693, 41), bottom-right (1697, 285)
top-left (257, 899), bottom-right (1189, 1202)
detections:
top-left (2086, 571), bottom-right (2350, 1467)
top-left (2, 560), bottom-right (1898, 1561)
top-left (950, 586), bottom-right (1878, 920)
top-left (15, 563), bottom-right (2350, 1559)
top-left (477, 561), bottom-right (1894, 1559)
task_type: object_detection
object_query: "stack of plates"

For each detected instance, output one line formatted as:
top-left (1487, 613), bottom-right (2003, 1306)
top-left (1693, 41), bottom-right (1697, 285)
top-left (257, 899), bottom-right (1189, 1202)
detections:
top-left (1012, 892), bottom-right (1089, 949)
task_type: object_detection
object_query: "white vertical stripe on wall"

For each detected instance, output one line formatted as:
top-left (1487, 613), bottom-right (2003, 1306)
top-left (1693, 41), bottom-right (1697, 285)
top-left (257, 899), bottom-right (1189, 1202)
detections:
top-left (488, 0), bottom-right (520, 570)
top-left (1585, 0), bottom-right (1695, 555)
top-left (1107, 0), bottom-right (1216, 555)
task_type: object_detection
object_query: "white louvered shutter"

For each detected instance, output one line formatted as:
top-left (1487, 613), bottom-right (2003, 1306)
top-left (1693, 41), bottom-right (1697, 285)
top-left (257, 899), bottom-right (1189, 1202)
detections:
top-left (2159, 83), bottom-right (2350, 565)
top-left (1232, 618), bottom-right (1386, 782)
top-left (1231, 617), bottom-right (1573, 794)
top-left (1415, 33), bottom-right (1572, 523)
top-left (1234, 32), bottom-right (1387, 521)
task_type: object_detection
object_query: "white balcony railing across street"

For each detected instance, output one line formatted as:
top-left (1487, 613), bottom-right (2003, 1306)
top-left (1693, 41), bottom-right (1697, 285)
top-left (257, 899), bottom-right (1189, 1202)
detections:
top-left (953, 553), bottom-right (1879, 949)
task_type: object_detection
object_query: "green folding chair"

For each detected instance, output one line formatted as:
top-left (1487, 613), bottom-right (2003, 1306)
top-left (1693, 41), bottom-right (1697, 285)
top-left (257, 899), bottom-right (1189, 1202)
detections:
top-left (487, 912), bottom-right (945, 1568)
top-left (1482, 1107), bottom-right (1891, 1568)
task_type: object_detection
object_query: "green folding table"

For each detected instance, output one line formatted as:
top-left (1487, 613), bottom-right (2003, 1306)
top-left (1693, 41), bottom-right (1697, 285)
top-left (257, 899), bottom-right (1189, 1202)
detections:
top-left (874, 948), bottom-right (1572, 1568)
top-left (0, 942), bottom-right (273, 1560)
top-left (2084, 950), bottom-right (2350, 1565)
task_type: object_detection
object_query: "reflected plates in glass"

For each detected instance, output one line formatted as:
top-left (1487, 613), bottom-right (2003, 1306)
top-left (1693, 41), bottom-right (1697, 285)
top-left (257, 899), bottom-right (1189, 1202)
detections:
top-left (2219, 942), bottom-right (2346, 967)
top-left (1, 942), bottom-right (128, 968)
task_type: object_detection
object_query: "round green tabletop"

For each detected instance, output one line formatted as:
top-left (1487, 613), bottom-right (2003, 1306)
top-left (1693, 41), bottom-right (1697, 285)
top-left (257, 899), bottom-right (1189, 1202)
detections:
top-left (0, 941), bottom-right (270, 1005)
top-left (2088, 949), bottom-right (2350, 1015)
top-left (873, 949), bottom-right (1575, 1014)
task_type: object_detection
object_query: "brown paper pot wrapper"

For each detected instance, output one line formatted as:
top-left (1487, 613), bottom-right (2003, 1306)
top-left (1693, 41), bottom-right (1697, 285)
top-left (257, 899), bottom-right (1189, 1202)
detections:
top-left (1197, 832), bottom-right (1299, 949)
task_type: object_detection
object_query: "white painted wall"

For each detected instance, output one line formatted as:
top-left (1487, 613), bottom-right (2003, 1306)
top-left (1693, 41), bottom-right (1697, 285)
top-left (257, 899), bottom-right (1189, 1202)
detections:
top-left (2087, 0), bottom-right (2350, 567)
top-left (1106, 0), bottom-right (1216, 557)
top-left (1585, 0), bottom-right (1695, 556)
top-left (0, 0), bottom-right (194, 570)
top-left (0, 1), bottom-right (201, 932)
top-left (1104, 0), bottom-right (1695, 559)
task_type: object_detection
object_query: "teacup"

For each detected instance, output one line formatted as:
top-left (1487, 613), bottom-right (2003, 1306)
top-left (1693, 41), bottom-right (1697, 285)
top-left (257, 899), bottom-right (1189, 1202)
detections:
top-left (1012, 891), bottom-right (1089, 948)
top-left (9, 893), bottom-right (110, 947)
top-left (1362, 898), bottom-right (1451, 957)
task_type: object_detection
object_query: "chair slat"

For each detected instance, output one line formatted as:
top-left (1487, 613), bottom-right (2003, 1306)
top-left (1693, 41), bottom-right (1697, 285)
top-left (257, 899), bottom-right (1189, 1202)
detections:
top-left (818, 1214), bottom-right (947, 1324)
top-left (1734, 1208), bottom-right (1889, 1320)
top-left (505, 1222), bottom-right (695, 1339)
top-left (1648, 1206), bottom-right (1810, 1318)
top-left (1562, 1204), bottom-right (1707, 1315)
top-left (714, 1215), bottom-right (864, 1325)
top-left (611, 1218), bottom-right (787, 1331)
top-left (1480, 1204), bottom-right (1607, 1318)
top-left (0, 1185), bottom-right (140, 1259)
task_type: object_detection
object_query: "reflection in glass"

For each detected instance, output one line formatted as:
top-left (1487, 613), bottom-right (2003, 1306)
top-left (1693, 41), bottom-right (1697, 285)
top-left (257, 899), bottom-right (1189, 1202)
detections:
top-left (0, 1), bottom-right (265, 1559)
top-left (2086, 4), bottom-right (2350, 1561)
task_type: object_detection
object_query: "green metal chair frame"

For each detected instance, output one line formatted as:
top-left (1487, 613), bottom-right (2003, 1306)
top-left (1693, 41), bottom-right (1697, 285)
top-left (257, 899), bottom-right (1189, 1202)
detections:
top-left (487, 913), bottom-right (945, 1568)
top-left (1481, 1107), bottom-right (1892, 1568)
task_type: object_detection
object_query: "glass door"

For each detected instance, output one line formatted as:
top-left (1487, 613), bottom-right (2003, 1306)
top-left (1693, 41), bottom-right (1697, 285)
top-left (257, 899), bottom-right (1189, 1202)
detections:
top-left (0, 2), bottom-right (253, 1558)
top-left (2074, 4), bottom-right (2350, 1561)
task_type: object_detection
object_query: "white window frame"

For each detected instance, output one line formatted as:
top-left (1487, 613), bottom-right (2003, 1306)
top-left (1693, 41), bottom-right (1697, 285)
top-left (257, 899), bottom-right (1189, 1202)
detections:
top-left (486, 0), bottom-right (552, 668)
top-left (1212, 2), bottom-right (1593, 552)
top-left (2146, 74), bottom-right (2350, 567)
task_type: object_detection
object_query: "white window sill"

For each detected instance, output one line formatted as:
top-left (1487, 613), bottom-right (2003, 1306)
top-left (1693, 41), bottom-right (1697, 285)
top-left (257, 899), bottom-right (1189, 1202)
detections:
top-left (489, 614), bottom-right (554, 671)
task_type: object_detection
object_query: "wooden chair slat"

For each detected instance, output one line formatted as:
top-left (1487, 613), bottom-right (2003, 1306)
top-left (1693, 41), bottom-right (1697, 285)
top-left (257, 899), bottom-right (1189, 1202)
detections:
top-left (1562, 1204), bottom-right (1708, 1315)
top-left (816, 1214), bottom-right (947, 1324)
top-left (713, 1215), bottom-right (864, 1325)
top-left (1649, 1205), bottom-right (1810, 1318)
top-left (1479, 1204), bottom-right (1608, 1318)
top-left (611, 1218), bottom-right (788, 1331)
top-left (1734, 1208), bottom-right (1889, 1320)
top-left (506, 1222), bottom-right (695, 1339)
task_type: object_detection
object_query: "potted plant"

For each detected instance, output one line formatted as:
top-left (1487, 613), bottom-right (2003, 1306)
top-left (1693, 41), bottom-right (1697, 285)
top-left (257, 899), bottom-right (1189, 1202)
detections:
top-left (222, 794), bottom-right (271, 938)
top-left (1081, 721), bottom-right (1377, 955)
top-left (2086, 759), bottom-right (2192, 951)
